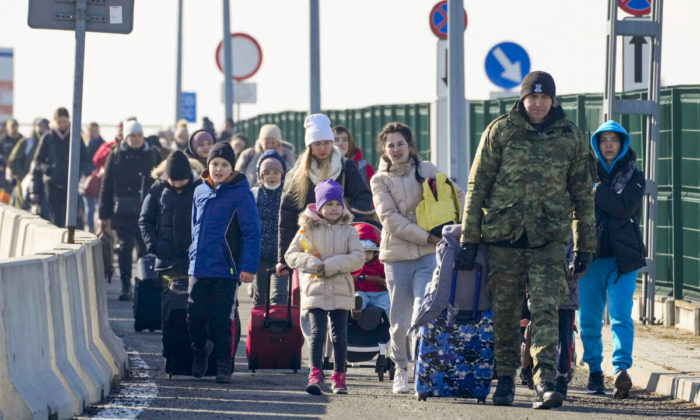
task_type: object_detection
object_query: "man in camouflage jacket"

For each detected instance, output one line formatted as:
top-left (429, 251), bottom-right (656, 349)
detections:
top-left (455, 71), bottom-right (596, 409)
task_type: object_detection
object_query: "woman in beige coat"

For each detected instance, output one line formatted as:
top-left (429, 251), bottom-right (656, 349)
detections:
top-left (370, 122), bottom-right (465, 394)
top-left (285, 179), bottom-right (364, 396)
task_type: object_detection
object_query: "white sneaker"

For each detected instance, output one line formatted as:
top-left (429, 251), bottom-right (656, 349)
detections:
top-left (393, 369), bottom-right (409, 394)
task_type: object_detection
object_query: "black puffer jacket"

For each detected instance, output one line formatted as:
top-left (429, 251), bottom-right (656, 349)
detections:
top-left (277, 155), bottom-right (374, 265)
top-left (594, 148), bottom-right (647, 275)
top-left (99, 142), bottom-right (162, 227)
top-left (139, 172), bottom-right (201, 273)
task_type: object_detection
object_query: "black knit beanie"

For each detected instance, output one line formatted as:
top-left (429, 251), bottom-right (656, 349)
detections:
top-left (207, 142), bottom-right (236, 168)
top-left (165, 150), bottom-right (191, 181)
top-left (520, 71), bottom-right (556, 100)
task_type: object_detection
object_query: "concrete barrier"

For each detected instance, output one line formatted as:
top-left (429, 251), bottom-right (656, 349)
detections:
top-left (38, 248), bottom-right (112, 401)
top-left (72, 234), bottom-right (128, 377)
top-left (16, 221), bottom-right (66, 257)
top-left (0, 205), bottom-right (41, 258)
top-left (0, 203), bottom-right (129, 418)
top-left (41, 254), bottom-right (91, 415)
top-left (0, 257), bottom-right (74, 419)
top-left (56, 242), bottom-right (127, 378)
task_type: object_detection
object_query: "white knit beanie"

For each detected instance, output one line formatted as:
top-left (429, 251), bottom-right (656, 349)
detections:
top-left (123, 120), bottom-right (143, 138)
top-left (304, 114), bottom-right (334, 147)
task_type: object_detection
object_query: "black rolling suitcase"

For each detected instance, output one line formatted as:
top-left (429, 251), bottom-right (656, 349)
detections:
top-left (133, 255), bottom-right (162, 332)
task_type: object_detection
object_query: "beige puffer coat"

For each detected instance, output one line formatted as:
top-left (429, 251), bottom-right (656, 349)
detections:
top-left (285, 204), bottom-right (365, 311)
top-left (371, 157), bottom-right (465, 263)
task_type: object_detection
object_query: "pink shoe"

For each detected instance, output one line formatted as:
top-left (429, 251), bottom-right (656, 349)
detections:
top-left (306, 367), bottom-right (324, 395)
top-left (330, 372), bottom-right (348, 394)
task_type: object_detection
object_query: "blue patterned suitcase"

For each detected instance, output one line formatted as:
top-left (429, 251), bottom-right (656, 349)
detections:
top-left (415, 266), bottom-right (494, 402)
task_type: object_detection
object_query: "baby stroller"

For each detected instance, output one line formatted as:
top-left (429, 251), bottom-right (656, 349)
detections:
top-left (322, 306), bottom-right (395, 381)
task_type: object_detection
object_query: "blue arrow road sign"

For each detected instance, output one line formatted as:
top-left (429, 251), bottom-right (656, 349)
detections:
top-left (484, 42), bottom-right (530, 89)
top-left (182, 92), bottom-right (196, 123)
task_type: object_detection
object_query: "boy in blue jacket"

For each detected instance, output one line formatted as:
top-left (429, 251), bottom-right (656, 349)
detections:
top-left (189, 142), bottom-right (261, 383)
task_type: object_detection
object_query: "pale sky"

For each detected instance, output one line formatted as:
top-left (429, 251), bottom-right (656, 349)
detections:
top-left (2, 0), bottom-right (699, 138)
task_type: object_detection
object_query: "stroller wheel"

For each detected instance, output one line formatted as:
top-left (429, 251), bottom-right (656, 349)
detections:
top-left (388, 359), bottom-right (396, 381)
top-left (378, 370), bottom-right (384, 381)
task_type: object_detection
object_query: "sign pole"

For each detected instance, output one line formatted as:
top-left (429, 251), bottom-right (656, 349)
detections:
top-left (65, 0), bottom-right (88, 243)
top-left (447, 0), bottom-right (468, 187)
top-left (309, 0), bottom-right (321, 115)
top-left (223, 0), bottom-right (234, 121)
top-left (175, 0), bottom-right (183, 124)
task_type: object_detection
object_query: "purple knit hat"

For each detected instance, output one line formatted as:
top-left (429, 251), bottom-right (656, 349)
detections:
top-left (315, 179), bottom-right (345, 211)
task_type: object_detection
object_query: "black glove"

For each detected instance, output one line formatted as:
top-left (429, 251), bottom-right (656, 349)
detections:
top-left (454, 243), bottom-right (478, 271)
top-left (568, 252), bottom-right (592, 280)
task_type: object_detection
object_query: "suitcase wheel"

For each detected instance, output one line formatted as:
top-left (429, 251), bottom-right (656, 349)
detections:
top-left (249, 355), bottom-right (258, 373)
top-left (477, 397), bottom-right (487, 404)
top-left (322, 356), bottom-right (334, 371)
top-left (149, 328), bottom-right (155, 332)
top-left (416, 392), bottom-right (429, 401)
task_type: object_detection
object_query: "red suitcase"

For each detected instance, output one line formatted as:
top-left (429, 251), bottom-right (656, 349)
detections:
top-left (247, 268), bottom-right (304, 373)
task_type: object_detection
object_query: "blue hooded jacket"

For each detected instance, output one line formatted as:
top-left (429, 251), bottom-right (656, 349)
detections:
top-left (189, 170), bottom-right (261, 279)
top-left (591, 120), bottom-right (631, 172)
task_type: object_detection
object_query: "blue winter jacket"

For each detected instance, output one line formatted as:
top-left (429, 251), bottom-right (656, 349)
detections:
top-left (189, 170), bottom-right (261, 279)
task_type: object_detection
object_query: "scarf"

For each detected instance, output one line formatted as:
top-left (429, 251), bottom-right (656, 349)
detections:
top-left (611, 159), bottom-right (635, 194)
top-left (308, 147), bottom-right (342, 186)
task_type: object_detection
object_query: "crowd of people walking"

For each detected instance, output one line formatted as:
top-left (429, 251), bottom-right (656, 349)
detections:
top-left (0, 70), bottom-right (645, 409)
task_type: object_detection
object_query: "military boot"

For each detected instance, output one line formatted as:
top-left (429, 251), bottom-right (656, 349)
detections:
top-left (533, 382), bottom-right (563, 409)
top-left (492, 375), bottom-right (515, 406)
top-left (216, 358), bottom-right (232, 384)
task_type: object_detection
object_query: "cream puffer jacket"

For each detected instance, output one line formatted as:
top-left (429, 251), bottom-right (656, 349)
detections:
top-left (285, 204), bottom-right (365, 311)
top-left (371, 157), bottom-right (465, 263)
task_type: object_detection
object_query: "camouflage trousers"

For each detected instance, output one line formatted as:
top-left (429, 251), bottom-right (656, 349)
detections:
top-left (489, 242), bottom-right (568, 385)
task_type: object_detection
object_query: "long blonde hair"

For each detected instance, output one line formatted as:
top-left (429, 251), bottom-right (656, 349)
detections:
top-left (286, 146), bottom-right (333, 209)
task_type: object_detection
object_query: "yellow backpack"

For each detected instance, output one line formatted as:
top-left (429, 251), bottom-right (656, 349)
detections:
top-left (416, 173), bottom-right (462, 237)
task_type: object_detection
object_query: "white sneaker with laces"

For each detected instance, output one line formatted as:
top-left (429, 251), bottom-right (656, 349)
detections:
top-left (393, 369), bottom-right (409, 394)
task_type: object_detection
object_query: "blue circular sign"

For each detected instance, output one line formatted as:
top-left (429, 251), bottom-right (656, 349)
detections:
top-left (484, 42), bottom-right (531, 89)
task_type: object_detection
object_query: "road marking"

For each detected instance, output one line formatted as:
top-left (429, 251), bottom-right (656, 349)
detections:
top-left (88, 346), bottom-right (157, 419)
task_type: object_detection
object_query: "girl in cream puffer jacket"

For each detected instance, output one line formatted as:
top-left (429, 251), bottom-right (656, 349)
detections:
top-left (285, 179), bottom-right (365, 395)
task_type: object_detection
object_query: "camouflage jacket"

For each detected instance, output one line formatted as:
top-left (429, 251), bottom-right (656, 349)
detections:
top-left (461, 102), bottom-right (596, 253)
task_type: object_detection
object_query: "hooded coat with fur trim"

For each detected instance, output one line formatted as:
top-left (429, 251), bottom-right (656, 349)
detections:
top-left (235, 138), bottom-right (296, 187)
top-left (139, 170), bottom-right (202, 273)
top-left (150, 157), bottom-right (205, 180)
top-left (285, 204), bottom-right (365, 311)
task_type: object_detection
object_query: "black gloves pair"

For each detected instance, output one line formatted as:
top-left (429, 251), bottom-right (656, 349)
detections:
top-left (454, 243), bottom-right (478, 271)
top-left (568, 252), bottom-right (592, 280)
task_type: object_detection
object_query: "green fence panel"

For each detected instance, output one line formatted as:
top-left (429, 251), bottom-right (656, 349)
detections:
top-left (236, 86), bottom-right (700, 300)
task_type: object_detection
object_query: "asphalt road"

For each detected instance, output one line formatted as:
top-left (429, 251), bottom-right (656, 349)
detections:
top-left (79, 279), bottom-right (700, 420)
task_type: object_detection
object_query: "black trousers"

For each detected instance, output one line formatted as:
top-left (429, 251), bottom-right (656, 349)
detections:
top-left (308, 308), bottom-right (349, 373)
top-left (45, 184), bottom-right (67, 228)
top-left (113, 222), bottom-right (146, 293)
top-left (557, 309), bottom-right (576, 378)
top-left (188, 276), bottom-right (237, 370)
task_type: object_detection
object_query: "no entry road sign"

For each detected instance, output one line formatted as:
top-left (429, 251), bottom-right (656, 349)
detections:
top-left (216, 33), bottom-right (263, 81)
top-left (485, 42), bottom-right (530, 89)
top-left (619, 0), bottom-right (651, 16)
top-left (429, 1), bottom-right (467, 39)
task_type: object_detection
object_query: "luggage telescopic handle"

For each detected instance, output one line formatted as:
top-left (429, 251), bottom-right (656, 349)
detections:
top-left (265, 268), bottom-right (293, 329)
top-left (451, 263), bottom-right (482, 320)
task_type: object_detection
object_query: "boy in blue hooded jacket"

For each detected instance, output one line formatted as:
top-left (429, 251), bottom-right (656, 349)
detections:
top-left (577, 121), bottom-right (646, 400)
top-left (188, 142), bottom-right (261, 383)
